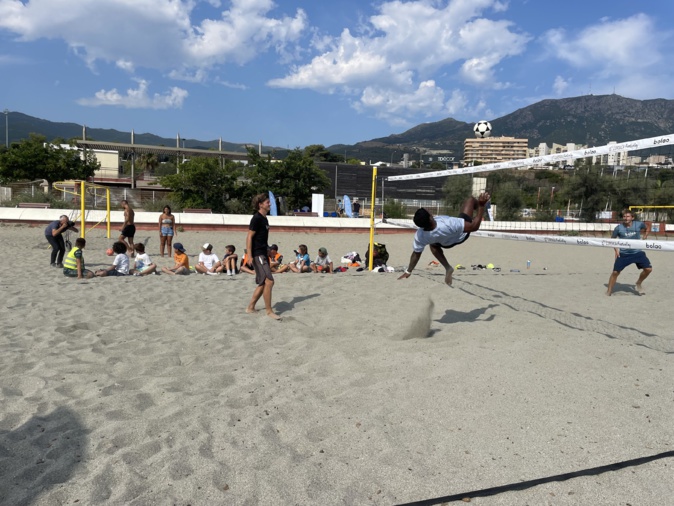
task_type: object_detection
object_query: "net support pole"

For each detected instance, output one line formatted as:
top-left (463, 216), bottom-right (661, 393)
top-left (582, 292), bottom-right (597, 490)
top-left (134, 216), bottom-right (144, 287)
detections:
top-left (106, 188), bottom-right (111, 239)
top-left (80, 180), bottom-right (85, 238)
top-left (368, 166), bottom-right (377, 271)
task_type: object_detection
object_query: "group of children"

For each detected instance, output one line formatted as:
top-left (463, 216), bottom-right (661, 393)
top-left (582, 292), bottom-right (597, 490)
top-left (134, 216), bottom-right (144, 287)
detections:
top-left (61, 240), bottom-right (338, 279)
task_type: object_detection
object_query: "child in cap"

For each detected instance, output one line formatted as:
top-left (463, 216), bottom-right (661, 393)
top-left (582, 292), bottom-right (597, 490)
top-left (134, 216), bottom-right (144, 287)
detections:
top-left (196, 243), bottom-right (219, 275)
top-left (161, 242), bottom-right (190, 275)
top-left (311, 247), bottom-right (334, 273)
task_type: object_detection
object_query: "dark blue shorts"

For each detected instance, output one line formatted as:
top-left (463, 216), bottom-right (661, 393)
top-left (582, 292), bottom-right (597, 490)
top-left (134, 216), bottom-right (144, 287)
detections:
top-left (612, 251), bottom-right (651, 272)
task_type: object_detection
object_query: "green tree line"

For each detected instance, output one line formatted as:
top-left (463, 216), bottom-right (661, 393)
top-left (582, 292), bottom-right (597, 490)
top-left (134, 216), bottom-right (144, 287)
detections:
top-left (442, 163), bottom-right (674, 222)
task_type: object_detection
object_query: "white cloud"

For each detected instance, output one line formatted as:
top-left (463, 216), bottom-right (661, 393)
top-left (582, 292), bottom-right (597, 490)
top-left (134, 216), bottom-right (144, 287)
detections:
top-left (356, 80), bottom-right (446, 123)
top-left (268, 0), bottom-right (529, 123)
top-left (553, 76), bottom-right (569, 95)
top-left (77, 79), bottom-right (188, 109)
top-left (544, 14), bottom-right (663, 74)
top-left (0, 0), bottom-right (307, 71)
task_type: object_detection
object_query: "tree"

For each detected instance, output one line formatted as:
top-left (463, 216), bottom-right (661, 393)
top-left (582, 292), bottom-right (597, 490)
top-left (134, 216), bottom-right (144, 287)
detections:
top-left (158, 157), bottom-right (244, 213)
top-left (248, 147), bottom-right (331, 211)
top-left (138, 153), bottom-right (159, 175)
top-left (303, 144), bottom-right (341, 162)
top-left (493, 186), bottom-right (523, 221)
top-left (561, 167), bottom-right (613, 222)
top-left (442, 175), bottom-right (472, 214)
top-left (0, 134), bottom-right (100, 193)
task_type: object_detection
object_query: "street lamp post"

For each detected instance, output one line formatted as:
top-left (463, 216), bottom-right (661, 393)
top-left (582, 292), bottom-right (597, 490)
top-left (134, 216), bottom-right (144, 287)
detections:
top-left (390, 150), bottom-right (397, 166)
top-left (3, 109), bottom-right (8, 148)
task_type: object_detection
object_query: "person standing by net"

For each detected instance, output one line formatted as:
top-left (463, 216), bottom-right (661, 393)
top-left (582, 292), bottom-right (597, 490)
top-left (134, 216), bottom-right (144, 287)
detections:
top-left (606, 210), bottom-right (652, 296)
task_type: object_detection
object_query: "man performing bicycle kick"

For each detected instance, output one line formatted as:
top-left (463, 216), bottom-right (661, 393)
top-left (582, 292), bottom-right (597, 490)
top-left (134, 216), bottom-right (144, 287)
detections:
top-left (398, 192), bottom-right (491, 286)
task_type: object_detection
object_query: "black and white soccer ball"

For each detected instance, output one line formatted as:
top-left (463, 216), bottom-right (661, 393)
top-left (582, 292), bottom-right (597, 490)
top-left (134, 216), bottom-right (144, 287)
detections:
top-left (473, 120), bottom-right (492, 138)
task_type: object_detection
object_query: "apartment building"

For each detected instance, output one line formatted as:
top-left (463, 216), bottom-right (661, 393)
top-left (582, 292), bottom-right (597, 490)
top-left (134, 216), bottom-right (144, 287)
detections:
top-left (463, 136), bottom-right (528, 166)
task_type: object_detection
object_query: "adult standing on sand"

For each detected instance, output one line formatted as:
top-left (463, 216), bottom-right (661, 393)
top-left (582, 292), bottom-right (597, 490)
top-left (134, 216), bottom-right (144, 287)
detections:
top-left (398, 192), bottom-right (490, 286)
top-left (158, 205), bottom-right (176, 257)
top-left (245, 194), bottom-right (280, 320)
top-left (119, 199), bottom-right (135, 253)
top-left (44, 215), bottom-right (78, 267)
top-left (606, 209), bottom-right (652, 296)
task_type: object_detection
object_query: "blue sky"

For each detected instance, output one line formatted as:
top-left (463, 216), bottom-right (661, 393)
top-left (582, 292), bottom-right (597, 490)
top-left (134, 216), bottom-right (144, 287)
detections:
top-left (1, 0), bottom-right (673, 149)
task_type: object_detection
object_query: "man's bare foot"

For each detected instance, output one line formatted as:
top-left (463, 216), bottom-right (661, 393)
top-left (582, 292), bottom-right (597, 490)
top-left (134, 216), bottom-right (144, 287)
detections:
top-left (605, 291), bottom-right (612, 296)
top-left (246, 307), bottom-right (258, 314)
top-left (445, 265), bottom-right (454, 286)
top-left (635, 284), bottom-right (645, 295)
top-left (267, 311), bottom-right (281, 320)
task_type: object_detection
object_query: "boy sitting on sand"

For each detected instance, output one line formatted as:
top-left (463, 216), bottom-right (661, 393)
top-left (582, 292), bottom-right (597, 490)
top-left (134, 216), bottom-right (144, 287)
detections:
top-left (216, 245), bottom-right (239, 276)
top-left (130, 243), bottom-right (157, 276)
top-left (196, 243), bottom-right (219, 275)
top-left (161, 243), bottom-right (190, 275)
top-left (96, 241), bottom-right (130, 277)
top-left (311, 247), bottom-right (334, 273)
top-left (63, 237), bottom-right (94, 279)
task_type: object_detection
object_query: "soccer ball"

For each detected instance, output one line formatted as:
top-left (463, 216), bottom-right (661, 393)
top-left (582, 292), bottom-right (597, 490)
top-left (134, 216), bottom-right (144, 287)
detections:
top-left (473, 120), bottom-right (492, 138)
top-left (106, 248), bottom-right (114, 256)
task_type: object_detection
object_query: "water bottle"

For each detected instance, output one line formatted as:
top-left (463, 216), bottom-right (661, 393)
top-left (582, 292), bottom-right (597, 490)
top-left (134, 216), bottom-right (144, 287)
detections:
top-left (526, 260), bottom-right (531, 269)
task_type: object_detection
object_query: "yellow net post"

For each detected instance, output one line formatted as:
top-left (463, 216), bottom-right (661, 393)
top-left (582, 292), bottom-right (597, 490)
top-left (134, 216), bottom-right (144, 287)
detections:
top-left (80, 181), bottom-right (86, 238)
top-left (368, 166), bottom-right (377, 270)
top-left (106, 187), bottom-right (111, 239)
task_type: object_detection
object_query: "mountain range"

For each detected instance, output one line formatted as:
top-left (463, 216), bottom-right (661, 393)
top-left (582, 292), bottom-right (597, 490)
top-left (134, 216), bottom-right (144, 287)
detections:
top-left (3, 95), bottom-right (674, 163)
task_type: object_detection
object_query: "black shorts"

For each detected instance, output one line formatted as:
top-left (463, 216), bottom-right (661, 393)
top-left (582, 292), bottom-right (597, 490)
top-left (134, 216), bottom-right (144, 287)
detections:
top-left (253, 255), bottom-right (274, 285)
top-left (121, 224), bottom-right (136, 238)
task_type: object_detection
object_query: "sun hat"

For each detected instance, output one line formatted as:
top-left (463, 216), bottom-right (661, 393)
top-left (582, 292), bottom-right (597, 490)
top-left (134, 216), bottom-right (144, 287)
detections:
top-left (173, 242), bottom-right (186, 253)
top-left (318, 247), bottom-right (327, 255)
top-left (202, 243), bottom-right (212, 250)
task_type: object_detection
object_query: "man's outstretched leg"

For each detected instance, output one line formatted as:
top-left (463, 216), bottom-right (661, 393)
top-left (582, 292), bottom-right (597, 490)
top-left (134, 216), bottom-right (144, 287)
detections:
top-left (429, 244), bottom-right (454, 286)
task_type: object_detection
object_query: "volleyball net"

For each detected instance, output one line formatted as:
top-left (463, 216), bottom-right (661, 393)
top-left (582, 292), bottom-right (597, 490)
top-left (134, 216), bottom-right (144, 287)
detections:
top-left (384, 133), bottom-right (674, 252)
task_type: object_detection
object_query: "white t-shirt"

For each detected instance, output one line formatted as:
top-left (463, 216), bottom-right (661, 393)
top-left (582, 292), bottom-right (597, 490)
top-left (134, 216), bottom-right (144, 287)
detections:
top-left (314, 254), bottom-right (332, 266)
top-left (413, 215), bottom-right (467, 252)
top-left (113, 253), bottom-right (130, 275)
top-left (134, 252), bottom-right (153, 272)
top-left (199, 252), bottom-right (219, 269)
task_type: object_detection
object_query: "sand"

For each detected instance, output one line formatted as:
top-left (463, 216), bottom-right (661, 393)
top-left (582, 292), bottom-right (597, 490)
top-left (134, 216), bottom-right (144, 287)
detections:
top-left (1, 223), bottom-right (673, 505)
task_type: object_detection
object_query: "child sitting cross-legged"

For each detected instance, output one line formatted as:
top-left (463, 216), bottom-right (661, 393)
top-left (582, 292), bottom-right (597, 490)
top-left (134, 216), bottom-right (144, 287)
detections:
top-left (130, 243), bottom-right (157, 276)
top-left (195, 243), bottom-right (220, 275)
top-left (311, 247), bottom-right (334, 273)
top-left (96, 241), bottom-right (130, 277)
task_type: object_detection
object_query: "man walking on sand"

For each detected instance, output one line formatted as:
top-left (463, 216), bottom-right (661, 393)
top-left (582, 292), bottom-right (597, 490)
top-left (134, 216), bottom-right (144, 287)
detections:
top-left (606, 209), bottom-right (652, 296)
top-left (246, 194), bottom-right (281, 320)
top-left (398, 192), bottom-right (490, 286)
top-left (119, 199), bottom-right (135, 254)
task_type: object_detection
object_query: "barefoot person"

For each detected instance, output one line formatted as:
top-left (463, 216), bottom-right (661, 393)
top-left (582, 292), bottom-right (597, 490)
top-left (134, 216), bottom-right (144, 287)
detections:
top-left (398, 192), bottom-right (491, 286)
top-left (245, 194), bottom-right (280, 320)
top-left (119, 200), bottom-right (136, 253)
top-left (606, 209), bottom-right (652, 296)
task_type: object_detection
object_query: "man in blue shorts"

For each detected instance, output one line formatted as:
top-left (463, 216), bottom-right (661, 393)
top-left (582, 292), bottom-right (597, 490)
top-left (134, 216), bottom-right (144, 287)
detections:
top-left (398, 192), bottom-right (490, 286)
top-left (606, 209), bottom-right (652, 296)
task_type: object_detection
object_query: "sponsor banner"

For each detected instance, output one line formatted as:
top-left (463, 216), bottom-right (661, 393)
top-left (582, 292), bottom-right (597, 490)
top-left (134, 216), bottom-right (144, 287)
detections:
top-left (387, 134), bottom-right (674, 181)
top-left (472, 231), bottom-right (674, 251)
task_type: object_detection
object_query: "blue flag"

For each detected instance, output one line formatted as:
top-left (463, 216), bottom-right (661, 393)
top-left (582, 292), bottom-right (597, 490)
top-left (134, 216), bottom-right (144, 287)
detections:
top-left (269, 191), bottom-right (278, 216)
